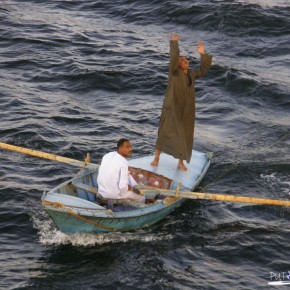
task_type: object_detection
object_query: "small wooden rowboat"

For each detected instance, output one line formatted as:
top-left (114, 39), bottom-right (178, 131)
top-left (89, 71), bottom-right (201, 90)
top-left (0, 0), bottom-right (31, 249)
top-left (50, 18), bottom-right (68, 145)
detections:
top-left (41, 150), bottom-right (212, 234)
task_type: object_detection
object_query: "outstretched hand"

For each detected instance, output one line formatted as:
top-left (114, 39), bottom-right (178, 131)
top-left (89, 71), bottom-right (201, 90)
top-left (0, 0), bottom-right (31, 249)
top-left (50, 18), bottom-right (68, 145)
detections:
top-left (170, 33), bottom-right (179, 41)
top-left (196, 39), bottom-right (205, 55)
top-left (169, 34), bottom-right (205, 54)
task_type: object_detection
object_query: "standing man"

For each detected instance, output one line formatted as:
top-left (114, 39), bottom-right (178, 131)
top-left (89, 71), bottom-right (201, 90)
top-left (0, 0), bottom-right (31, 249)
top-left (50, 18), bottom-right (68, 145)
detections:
top-left (97, 138), bottom-right (145, 203)
top-left (151, 33), bottom-right (212, 171)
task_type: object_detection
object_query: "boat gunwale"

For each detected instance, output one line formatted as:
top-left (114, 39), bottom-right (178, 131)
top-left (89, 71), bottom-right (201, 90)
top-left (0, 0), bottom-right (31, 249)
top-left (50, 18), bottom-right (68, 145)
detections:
top-left (43, 197), bottom-right (185, 221)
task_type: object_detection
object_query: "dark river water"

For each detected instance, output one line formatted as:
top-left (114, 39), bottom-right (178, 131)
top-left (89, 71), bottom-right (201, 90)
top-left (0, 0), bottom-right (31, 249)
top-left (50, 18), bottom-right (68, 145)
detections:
top-left (1, 0), bottom-right (290, 289)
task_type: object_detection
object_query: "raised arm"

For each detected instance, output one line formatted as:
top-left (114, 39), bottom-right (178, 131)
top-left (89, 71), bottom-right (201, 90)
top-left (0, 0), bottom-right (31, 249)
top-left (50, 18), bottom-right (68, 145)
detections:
top-left (169, 33), bottom-right (180, 74)
top-left (192, 39), bottom-right (212, 78)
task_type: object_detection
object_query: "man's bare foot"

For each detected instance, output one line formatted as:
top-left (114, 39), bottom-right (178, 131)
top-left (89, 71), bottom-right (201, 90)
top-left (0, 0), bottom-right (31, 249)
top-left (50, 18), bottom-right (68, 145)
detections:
top-left (178, 161), bottom-right (187, 171)
top-left (151, 158), bottom-right (159, 167)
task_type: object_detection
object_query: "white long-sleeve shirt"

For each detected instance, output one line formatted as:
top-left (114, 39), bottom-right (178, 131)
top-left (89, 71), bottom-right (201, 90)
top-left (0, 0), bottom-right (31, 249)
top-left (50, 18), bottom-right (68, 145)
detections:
top-left (97, 151), bottom-right (137, 199)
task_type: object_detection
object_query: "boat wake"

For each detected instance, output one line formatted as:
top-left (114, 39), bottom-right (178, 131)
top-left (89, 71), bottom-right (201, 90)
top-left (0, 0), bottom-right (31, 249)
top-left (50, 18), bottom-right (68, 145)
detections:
top-left (31, 215), bottom-right (173, 247)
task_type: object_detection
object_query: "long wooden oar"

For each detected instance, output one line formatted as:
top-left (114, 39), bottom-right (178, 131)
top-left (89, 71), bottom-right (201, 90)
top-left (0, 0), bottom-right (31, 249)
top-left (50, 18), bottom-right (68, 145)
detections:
top-left (140, 187), bottom-right (290, 207)
top-left (1, 142), bottom-right (289, 207)
top-left (0, 142), bottom-right (99, 170)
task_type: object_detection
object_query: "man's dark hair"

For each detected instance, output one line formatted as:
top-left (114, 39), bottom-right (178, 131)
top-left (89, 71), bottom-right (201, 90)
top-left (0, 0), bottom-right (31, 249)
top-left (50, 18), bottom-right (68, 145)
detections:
top-left (117, 138), bottom-right (129, 150)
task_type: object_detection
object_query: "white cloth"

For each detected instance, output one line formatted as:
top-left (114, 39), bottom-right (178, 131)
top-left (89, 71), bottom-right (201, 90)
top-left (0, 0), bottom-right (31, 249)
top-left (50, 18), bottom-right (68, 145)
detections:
top-left (97, 152), bottom-right (144, 203)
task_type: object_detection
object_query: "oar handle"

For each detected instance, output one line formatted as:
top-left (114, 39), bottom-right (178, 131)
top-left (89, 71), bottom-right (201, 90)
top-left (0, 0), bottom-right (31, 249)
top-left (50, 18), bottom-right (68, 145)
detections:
top-left (0, 142), bottom-right (99, 169)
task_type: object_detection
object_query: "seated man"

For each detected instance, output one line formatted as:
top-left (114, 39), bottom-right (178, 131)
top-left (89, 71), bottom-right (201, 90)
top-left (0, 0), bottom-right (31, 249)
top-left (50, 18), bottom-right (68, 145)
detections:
top-left (97, 138), bottom-right (145, 204)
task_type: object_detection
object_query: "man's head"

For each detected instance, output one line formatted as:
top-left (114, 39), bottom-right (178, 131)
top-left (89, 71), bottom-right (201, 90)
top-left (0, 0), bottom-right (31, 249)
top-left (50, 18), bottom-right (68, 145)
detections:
top-left (179, 56), bottom-right (189, 72)
top-left (117, 138), bottom-right (132, 158)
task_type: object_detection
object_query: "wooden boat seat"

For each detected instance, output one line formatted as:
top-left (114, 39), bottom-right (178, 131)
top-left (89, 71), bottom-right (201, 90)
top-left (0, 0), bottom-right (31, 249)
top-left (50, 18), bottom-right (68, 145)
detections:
top-left (73, 181), bottom-right (98, 196)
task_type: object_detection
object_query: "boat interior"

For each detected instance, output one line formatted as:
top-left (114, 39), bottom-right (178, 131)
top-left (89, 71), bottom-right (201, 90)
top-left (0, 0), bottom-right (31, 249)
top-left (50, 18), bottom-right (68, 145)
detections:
top-left (54, 167), bottom-right (177, 211)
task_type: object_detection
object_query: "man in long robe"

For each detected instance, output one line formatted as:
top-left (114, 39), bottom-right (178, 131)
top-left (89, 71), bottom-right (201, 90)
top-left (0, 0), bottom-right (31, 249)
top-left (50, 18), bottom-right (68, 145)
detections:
top-left (151, 33), bottom-right (212, 171)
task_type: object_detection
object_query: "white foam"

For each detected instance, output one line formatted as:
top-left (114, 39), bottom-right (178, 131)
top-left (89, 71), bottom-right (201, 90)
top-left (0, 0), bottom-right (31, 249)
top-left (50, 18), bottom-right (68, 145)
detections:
top-left (31, 214), bottom-right (173, 246)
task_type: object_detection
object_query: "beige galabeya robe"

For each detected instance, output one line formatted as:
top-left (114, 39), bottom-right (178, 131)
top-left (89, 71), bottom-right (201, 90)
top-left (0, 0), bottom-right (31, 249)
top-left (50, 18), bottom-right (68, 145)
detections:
top-left (155, 40), bottom-right (212, 163)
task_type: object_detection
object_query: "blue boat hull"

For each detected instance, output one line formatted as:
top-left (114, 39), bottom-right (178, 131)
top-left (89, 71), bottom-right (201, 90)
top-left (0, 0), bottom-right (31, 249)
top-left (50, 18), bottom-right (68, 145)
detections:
top-left (45, 198), bottom-right (184, 234)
